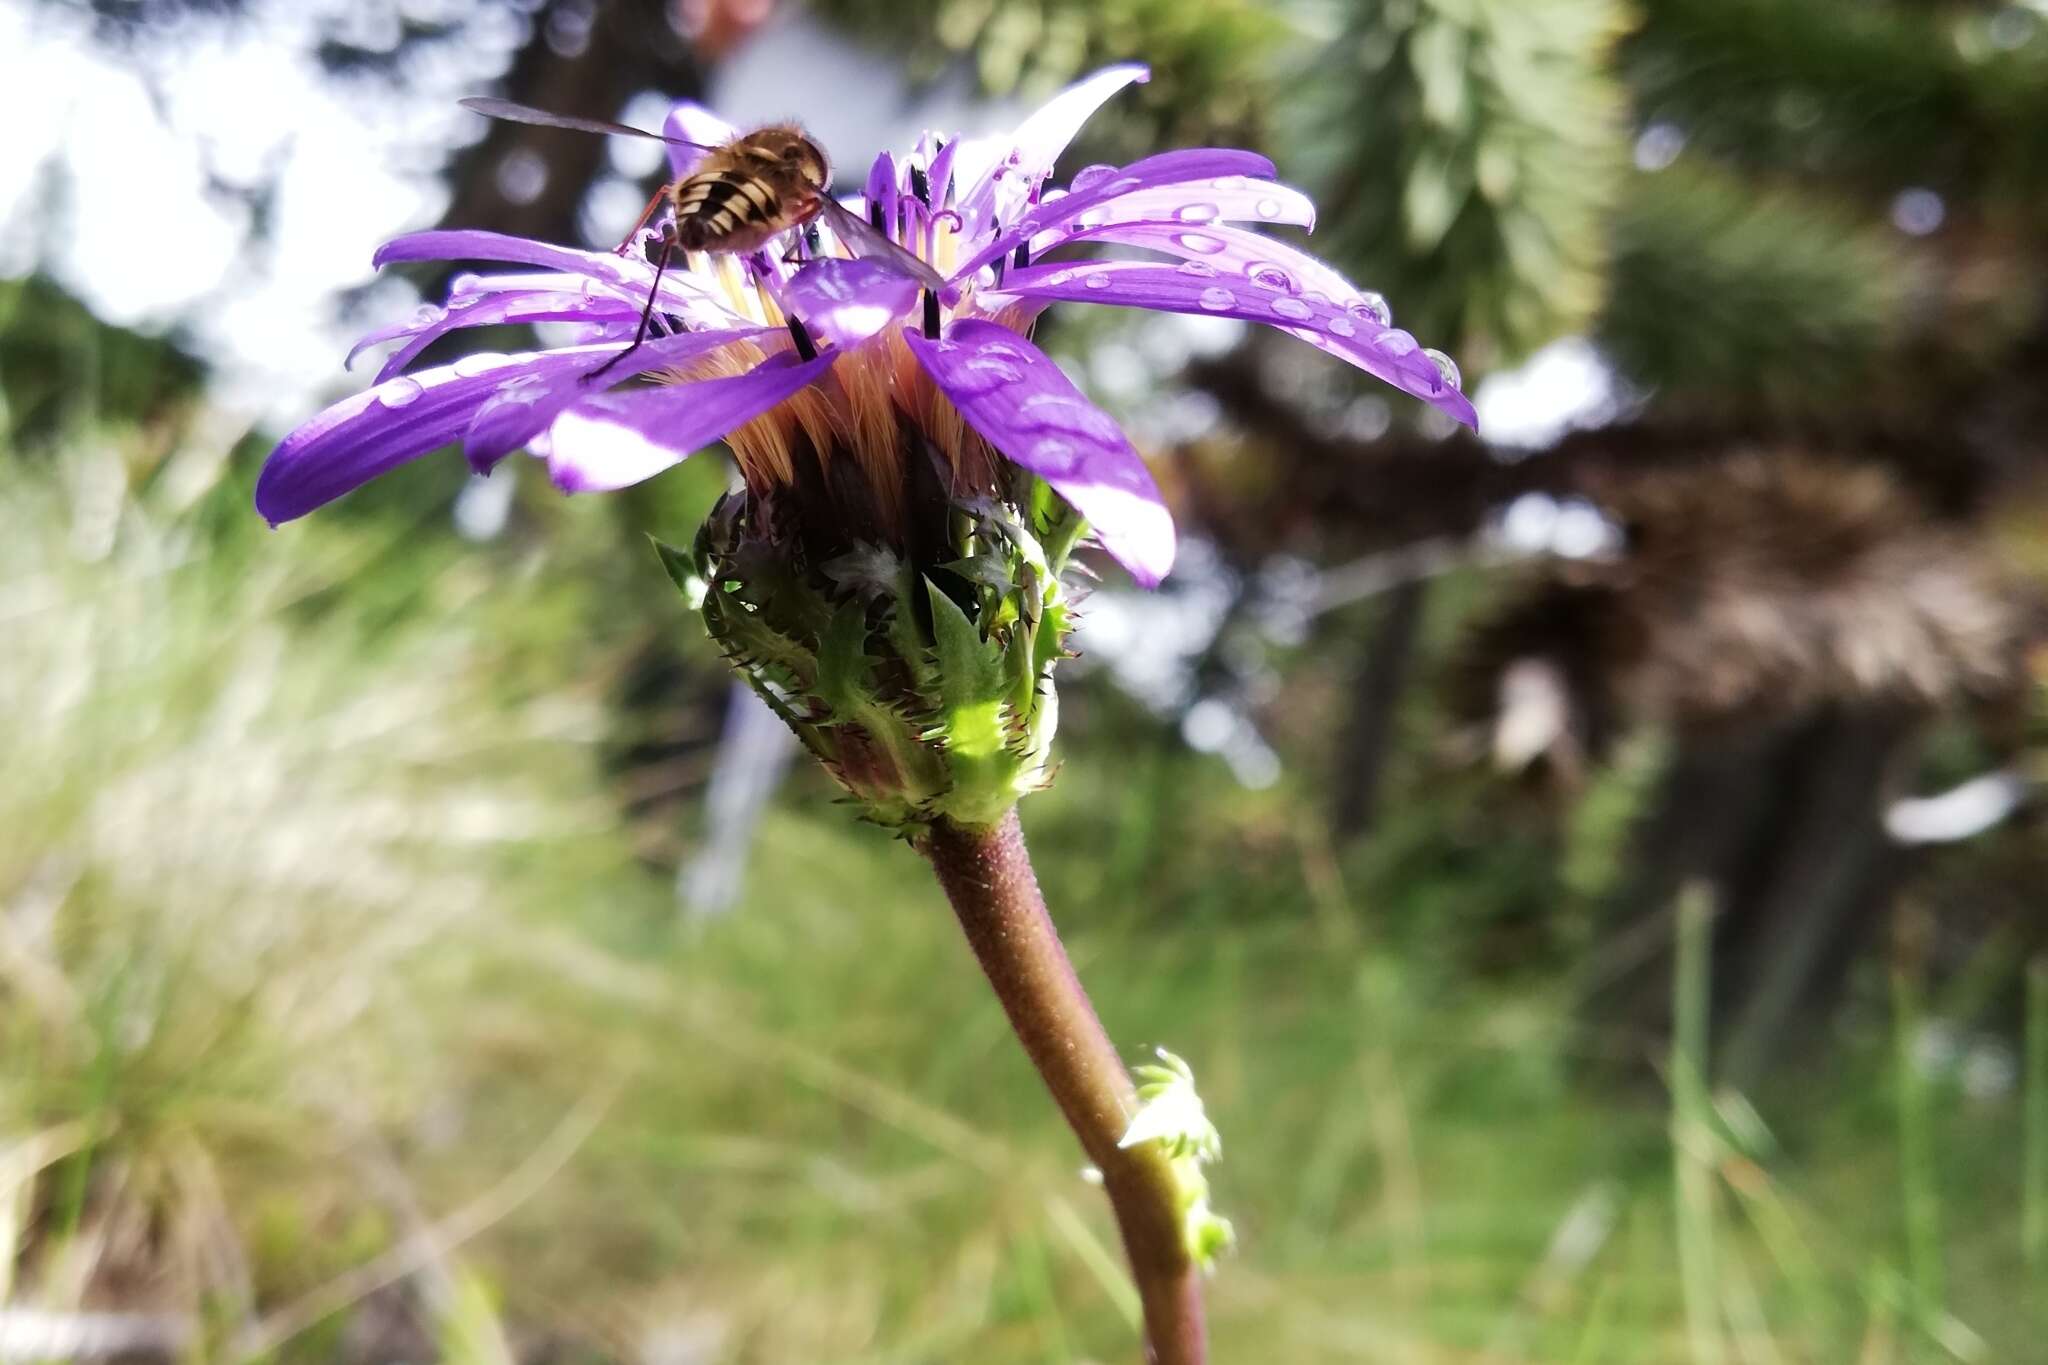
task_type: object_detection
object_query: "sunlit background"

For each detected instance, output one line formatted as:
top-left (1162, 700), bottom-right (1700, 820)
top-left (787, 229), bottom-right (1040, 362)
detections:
top-left (5, 0), bottom-right (2048, 1360)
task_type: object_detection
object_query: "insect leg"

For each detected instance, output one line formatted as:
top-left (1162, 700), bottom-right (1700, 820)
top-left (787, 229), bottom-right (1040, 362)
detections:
top-left (612, 183), bottom-right (673, 256)
top-left (588, 226), bottom-right (676, 382)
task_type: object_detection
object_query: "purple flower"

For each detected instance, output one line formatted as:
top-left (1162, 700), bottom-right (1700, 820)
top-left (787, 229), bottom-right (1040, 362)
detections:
top-left (257, 63), bottom-right (1475, 587)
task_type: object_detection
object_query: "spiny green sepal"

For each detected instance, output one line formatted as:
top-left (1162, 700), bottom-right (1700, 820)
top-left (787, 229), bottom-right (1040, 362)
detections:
top-left (683, 482), bottom-right (1078, 837)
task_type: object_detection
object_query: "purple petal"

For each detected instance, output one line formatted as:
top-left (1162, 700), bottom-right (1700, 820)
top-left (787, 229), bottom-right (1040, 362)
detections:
top-left (904, 320), bottom-right (1174, 586)
top-left (666, 102), bottom-right (737, 178)
top-left (1055, 220), bottom-right (1351, 293)
top-left (257, 346), bottom-right (618, 524)
top-left (546, 351), bottom-right (839, 493)
top-left (349, 288), bottom-right (641, 382)
top-left (1008, 64), bottom-right (1150, 182)
top-left (999, 259), bottom-right (1477, 428)
top-left (464, 325), bottom-right (773, 472)
top-left (376, 229), bottom-right (644, 279)
top-left (1030, 177), bottom-right (1316, 248)
top-left (373, 230), bottom-right (732, 322)
top-left (863, 152), bottom-right (899, 245)
top-left (926, 138), bottom-right (962, 210)
top-left (783, 258), bottom-right (921, 348)
top-left (957, 65), bottom-right (1150, 235)
top-left (953, 148), bottom-right (1279, 282)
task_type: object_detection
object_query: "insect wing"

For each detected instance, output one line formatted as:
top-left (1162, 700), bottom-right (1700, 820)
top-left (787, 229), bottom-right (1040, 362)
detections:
top-left (817, 198), bottom-right (949, 293)
top-left (459, 97), bottom-right (715, 152)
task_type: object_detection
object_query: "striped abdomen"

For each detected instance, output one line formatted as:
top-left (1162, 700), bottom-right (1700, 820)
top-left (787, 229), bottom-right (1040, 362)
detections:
top-left (670, 166), bottom-right (813, 255)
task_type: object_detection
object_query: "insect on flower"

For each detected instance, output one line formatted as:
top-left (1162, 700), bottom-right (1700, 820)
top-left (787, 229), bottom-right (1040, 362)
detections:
top-left (259, 65), bottom-right (1477, 591)
top-left (459, 97), bottom-right (946, 374)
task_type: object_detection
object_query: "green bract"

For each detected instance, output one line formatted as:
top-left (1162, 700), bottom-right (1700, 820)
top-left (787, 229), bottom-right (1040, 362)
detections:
top-left (664, 477), bottom-right (1084, 836)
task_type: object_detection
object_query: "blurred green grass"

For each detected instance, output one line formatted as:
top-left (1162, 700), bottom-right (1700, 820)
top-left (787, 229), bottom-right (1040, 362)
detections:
top-left (1, 417), bottom-right (2041, 1363)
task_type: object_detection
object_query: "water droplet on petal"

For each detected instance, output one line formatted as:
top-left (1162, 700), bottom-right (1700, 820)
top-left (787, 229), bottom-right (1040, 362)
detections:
top-left (412, 304), bottom-right (443, 325)
top-left (1083, 270), bottom-right (1114, 290)
top-left (1255, 197), bottom-right (1283, 218)
top-left (1247, 263), bottom-right (1294, 293)
top-left (1071, 164), bottom-right (1118, 190)
top-left (1374, 328), bottom-right (1418, 357)
top-left (1177, 232), bottom-right (1225, 255)
top-left (1348, 293), bottom-right (1392, 327)
top-left (1176, 203), bottom-right (1219, 223)
top-left (378, 377), bottom-right (425, 407)
top-left (1177, 260), bottom-right (1218, 278)
top-left (495, 374), bottom-right (549, 406)
top-left (963, 355), bottom-right (1024, 383)
top-left (1076, 208), bottom-right (1108, 228)
top-left (1327, 315), bottom-right (1357, 338)
top-left (1032, 437), bottom-right (1081, 472)
top-left (1423, 347), bottom-right (1463, 391)
top-left (1198, 286), bottom-right (1235, 311)
top-left (1104, 176), bottom-right (1143, 195)
top-left (1270, 296), bottom-right (1314, 320)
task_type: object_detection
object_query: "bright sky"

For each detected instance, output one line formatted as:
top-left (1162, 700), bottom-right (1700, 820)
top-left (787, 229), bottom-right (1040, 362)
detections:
top-left (0, 2), bottom-right (512, 422)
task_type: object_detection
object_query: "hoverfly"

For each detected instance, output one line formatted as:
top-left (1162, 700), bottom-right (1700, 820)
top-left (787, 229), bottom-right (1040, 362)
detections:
top-left (459, 98), bottom-right (948, 373)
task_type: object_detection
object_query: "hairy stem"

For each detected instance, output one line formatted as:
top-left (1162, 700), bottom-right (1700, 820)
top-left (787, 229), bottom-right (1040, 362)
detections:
top-left (921, 810), bottom-right (1205, 1365)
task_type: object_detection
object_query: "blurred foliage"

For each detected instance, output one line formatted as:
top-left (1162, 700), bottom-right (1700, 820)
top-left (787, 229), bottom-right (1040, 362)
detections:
top-left (809, 0), bottom-right (1292, 153)
top-left (1299, 0), bottom-right (1631, 370)
top-left (1600, 163), bottom-right (1913, 415)
top-left (1627, 0), bottom-right (2048, 213)
top-left (0, 276), bottom-right (206, 449)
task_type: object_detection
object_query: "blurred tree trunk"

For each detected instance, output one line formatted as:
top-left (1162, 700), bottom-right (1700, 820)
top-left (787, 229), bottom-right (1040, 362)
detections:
top-left (1331, 579), bottom-right (1429, 841)
top-left (1588, 708), bottom-right (1921, 1079)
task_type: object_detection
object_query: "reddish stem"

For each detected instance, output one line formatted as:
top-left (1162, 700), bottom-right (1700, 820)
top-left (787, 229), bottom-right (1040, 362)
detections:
top-left (921, 810), bottom-right (1206, 1365)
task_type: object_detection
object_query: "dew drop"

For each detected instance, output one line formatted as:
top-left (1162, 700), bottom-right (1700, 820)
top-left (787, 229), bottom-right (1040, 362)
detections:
top-left (1255, 197), bottom-right (1283, 219)
top-left (1076, 208), bottom-right (1108, 228)
top-left (1083, 271), bottom-right (1114, 290)
top-left (1374, 328), bottom-right (1418, 357)
top-left (378, 377), bottom-right (425, 407)
top-left (1177, 260), bottom-right (1218, 278)
top-left (412, 304), bottom-right (443, 325)
top-left (1176, 203), bottom-right (1219, 223)
top-left (1071, 164), bottom-right (1118, 190)
top-left (963, 356), bottom-right (1024, 383)
top-left (1327, 315), bottom-right (1357, 338)
top-left (1247, 263), bottom-right (1294, 293)
top-left (1270, 296), bottom-right (1314, 320)
top-left (1423, 347), bottom-right (1463, 391)
top-left (1347, 292), bottom-right (1392, 327)
top-left (1176, 232), bottom-right (1225, 255)
top-left (1032, 437), bottom-right (1081, 471)
top-left (1198, 286), bottom-right (1235, 311)
top-left (1104, 176), bottom-right (1143, 195)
